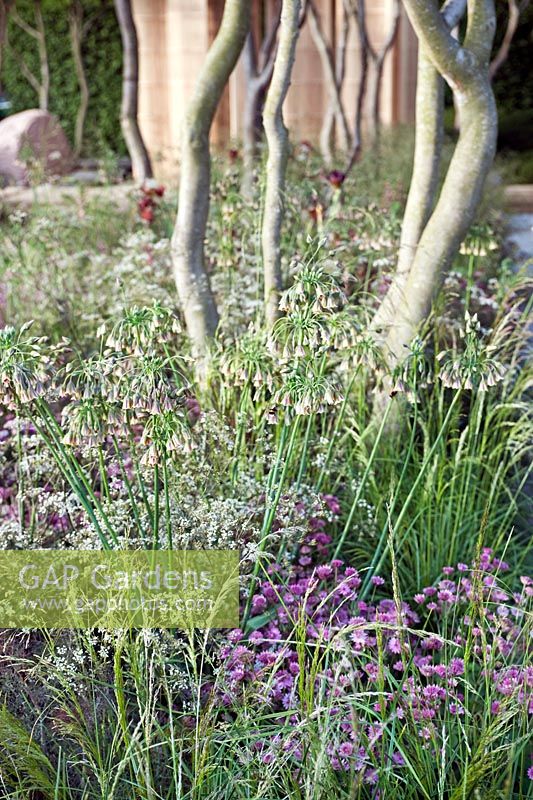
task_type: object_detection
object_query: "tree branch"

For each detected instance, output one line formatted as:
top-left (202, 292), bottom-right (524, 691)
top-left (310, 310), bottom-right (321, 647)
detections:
top-left (308, 0), bottom-right (351, 158)
top-left (259, 0), bottom-right (281, 69)
top-left (344, 0), bottom-right (369, 174)
top-left (442, 0), bottom-right (468, 27)
top-left (401, 0), bottom-right (470, 87)
top-left (10, 8), bottom-right (39, 39)
top-left (464, 0), bottom-right (497, 63)
top-left (489, 0), bottom-right (525, 78)
top-left (7, 41), bottom-right (40, 94)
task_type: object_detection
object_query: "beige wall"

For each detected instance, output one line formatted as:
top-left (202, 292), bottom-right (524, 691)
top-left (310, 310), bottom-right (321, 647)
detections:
top-left (133, 0), bottom-right (418, 181)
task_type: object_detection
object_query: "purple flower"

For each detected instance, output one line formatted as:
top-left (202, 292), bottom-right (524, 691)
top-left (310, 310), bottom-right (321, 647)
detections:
top-left (371, 575), bottom-right (385, 586)
top-left (323, 494), bottom-right (341, 515)
top-left (448, 657), bottom-right (465, 676)
top-left (338, 741), bottom-right (353, 757)
top-left (316, 564), bottom-right (333, 580)
top-left (388, 636), bottom-right (402, 654)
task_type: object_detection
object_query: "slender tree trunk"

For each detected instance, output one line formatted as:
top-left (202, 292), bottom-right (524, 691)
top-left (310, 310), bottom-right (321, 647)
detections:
top-left (344, 0), bottom-right (369, 176)
top-left (372, 49), bottom-right (443, 332)
top-left (364, 0), bottom-right (400, 145)
top-left (0, 1), bottom-right (8, 82)
top-left (489, 0), bottom-right (527, 79)
top-left (321, 0), bottom-right (350, 160)
top-left (69, 1), bottom-right (89, 160)
top-left (10, 2), bottom-right (48, 110)
top-left (387, 84), bottom-right (497, 359)
top-left (308, 0), bottom-right (350, 163)
top-left (34, 2), bottom-right (48, 110)
top-left (242, 33), bottom-right (262, 200)
top-left (113, 0), bottom-right (152, 182)
top-left (172, 0), bottom-right (251, 358)
top-left (378, 0), bottom-right (497, 364)
top-left (262, 0), bottom-right (301, 329)
top-left (241, 14), bottom-right (279, 201)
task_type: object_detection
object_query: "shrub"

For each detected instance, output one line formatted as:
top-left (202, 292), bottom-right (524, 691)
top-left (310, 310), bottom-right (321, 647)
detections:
top-left (1, 0), bottom-right (124, 156)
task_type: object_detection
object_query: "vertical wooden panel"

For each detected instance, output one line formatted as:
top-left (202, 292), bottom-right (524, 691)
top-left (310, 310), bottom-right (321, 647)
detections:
top-left (133, 0), bottom-right (417, 174)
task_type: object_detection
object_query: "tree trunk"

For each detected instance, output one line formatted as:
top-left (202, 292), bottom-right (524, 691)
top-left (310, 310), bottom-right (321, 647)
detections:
top-left (113, 0), bottom-right (152, 182)
top-left (344, 0), bottom-right (369, 176)
top-left (242, 33), bottom-right (262, 200)
top-left (10, 2), bottom-right (48, 110)
top-left (0, 1), bottom-right (8, 82)
top-left (489, 0), bottom-right (524, 79)
top-left (262, 0), bottom-right (301, 329)
top-left (308, 0), bottom-right (350, 163)
top-left (34, 2), bottom-right (48, 110)
top-left (380, 0), bottom-right (497, 363)
top-left (372, 49), bottom-right (444, 332)
top-left (172, 0), bottom-right (251, 358)
top-left (321, 0), bottom-right (350, 160)
top-left (69, 1), bottom-right (89, 160)
top-left (364, 0), bottom-right (400, 145)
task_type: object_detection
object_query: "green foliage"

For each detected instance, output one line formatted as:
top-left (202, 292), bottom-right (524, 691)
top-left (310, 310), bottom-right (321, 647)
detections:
top-left (0, 147), bottom-right (531, 799)
top-left (0, 704), bottom-right (61, 799)
top-left (1, 0), bottom-right (124, 156)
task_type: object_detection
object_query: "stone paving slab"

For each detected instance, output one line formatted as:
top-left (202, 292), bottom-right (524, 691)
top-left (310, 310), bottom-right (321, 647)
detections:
top-left (503, 184), bottom-right (533, 213)
top-left (0, 182), bottom-right (136, 213)
top-left (505, 212), bottom-right (533, 274)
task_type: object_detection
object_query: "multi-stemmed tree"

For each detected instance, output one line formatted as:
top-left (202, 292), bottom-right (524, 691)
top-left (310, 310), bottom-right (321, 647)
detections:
top-left (172, 0), bottom-right (500, 385)
top-left (374, 0), bottom-right (498, 368)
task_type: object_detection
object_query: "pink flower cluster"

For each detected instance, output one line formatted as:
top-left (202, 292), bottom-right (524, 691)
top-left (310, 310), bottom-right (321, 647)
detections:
top-left (216, 505), bottom-right (532, 782)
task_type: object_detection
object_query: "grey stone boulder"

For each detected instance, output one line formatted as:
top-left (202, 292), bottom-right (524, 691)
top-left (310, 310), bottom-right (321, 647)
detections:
top-left (0, 109), bottom-right (73, 185)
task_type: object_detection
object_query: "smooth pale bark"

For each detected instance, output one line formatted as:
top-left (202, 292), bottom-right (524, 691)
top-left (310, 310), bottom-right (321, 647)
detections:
top-left (69, 1), bottom-right (89, 160)
top-left (10, 2), bottom-right (49, 110)
top-left (366, 0), bottom-right (401, 144)
top-left (262, 0), bottom-right (301, 328)
top-left (308, 0), bottom-right (350, 163)
top-left (382, 0), bottom-right (497, 362)
top-left (241, 13), bottom-right (280, 200)
top-left (372, 48), bottom-right (443, 331)
top-left (321, 1), bottom-right (349, 159)
top-left (373, 0), bottom-right (468, 334)
top-left (172, 0), bottom-right (251, 357)
top-left (114, 0), bottom-right (152, 182)
top-left (345, 0), bottom-right (369, 175)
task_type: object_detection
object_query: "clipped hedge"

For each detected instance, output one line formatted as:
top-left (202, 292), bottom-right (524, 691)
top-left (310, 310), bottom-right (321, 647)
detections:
top-left (1, 0), bottom-right (124, 157)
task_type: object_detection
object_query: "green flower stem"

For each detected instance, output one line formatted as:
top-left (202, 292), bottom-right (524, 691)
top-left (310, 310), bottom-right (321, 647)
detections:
top-left (360, 388), bottom-right (463, 599)
top-left (97, 446), bottom-right (111, 502)
top-left (332, 399), bottom-right (393, 561)
top-left (35, 399), bottom-right (117, 545)
top-left (449, 391), bottom-right (485, 562)
top-left (14, 406), bottom-right (25, 539)
top-left (127, 429), bottom-right (153, 522)
top-left (111, 435), bottom-right (148, 543)
top-left (163, 460), bottom-right (173, 550)
top-left (243, 417), bottom-right (300, 626)
top-left (28, 407), bottom-right (113, 549)
top-left (315, 366), bottom-right (360, 493)
top-left (231, 382), bottom-right (251, 484)
top-left (152, 463), bottom-right (160, 549)
top-left (296, 413), bottom-right (314, 489)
